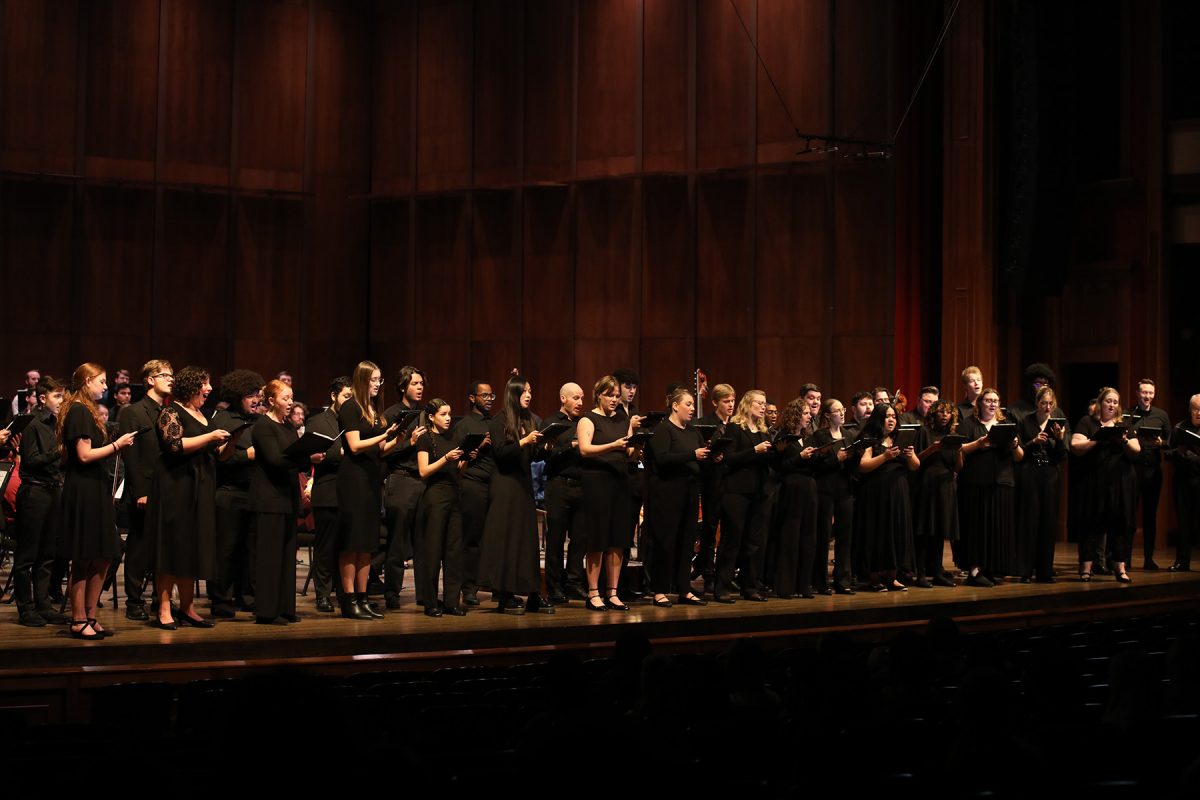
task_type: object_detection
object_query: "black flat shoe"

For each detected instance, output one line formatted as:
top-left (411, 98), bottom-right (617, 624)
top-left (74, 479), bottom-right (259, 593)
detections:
top-left (210, 605), bottom-right (237, 619)
top-left (69, 620), bottom-right (101, 640)
top-left (965, 574), bottom-right (994, 588)
top-left (87, 619), bottom-right (115, 638)
top-left (801, 591), bottom-right (816, 599)
top-left (586, 592), bottom-right (608, 612)
top-left (315, 596), bottom-right (334, 613)
top-left (19, 612), bottom-right (47, 628)
top-left (816, 586), bottom-right (834, 596)
top-left (1115, 572), bottom-right (1132, 584)
top-left (604, 590), bottom-right (629, 611)
top-left (1144, 559), bottom-right (1161, 570)
top-left (499, 597), bottom-right (526, 615)
top-left (652, 596), bottom-right (672, 608)
top-left (712, 594), bottom-right (736, 604)
top-left (255, 616), bottom-right (288, 625)
top-left (149, 618), bottom-right (177, 631)
top-left (443, 606), bottom-right (467, 617)
top-left (914, 578), bottom-right (934, 589)
top-left (774, 592), bottom-right (792, 600)
top-left (177, 613), bottom-right (214, 629)
top-left (125, 605), bottom-right (149, 621)
top-left (462, 591), bottom-right (481, 606)
top-left (931, 575), bottom-right (956, 587)
top-left (1168, 563), bottom-right (1192, 572)
top-left (424, 606), bottom-right (443, 618)
top-left (281, 614), bottom-right (301, 623)
top-left (678, 594), bottom-right (708, 606)
top-left (741, 593), bottom-right (767, 602)
top-left (527, 595), bottom-right (557, 614)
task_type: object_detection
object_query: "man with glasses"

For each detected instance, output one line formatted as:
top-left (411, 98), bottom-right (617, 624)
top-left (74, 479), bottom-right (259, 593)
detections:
top-left (454, 380), bottom-right (496, 606)
top-left (116, 360), bottom-right (173, 620)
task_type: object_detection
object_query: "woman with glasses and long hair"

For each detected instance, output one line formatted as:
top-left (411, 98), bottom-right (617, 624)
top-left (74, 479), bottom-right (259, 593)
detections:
top-left (479, 375), bottom-right (550, 615)
top-left (336, 361), bottom-right (400, 620)
top-left (958, 389), bottom-right (1024, 587)
top-left (57, 363), bottom-right (138, 640)
top-left (1016, 386), bottom-right (1068, 583)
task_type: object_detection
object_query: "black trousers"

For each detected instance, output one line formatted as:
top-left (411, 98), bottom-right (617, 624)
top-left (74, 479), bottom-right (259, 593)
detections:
top-left (254, 512), bottom-right (297, 621)
top-left (311, 507), bottom-right (339, 599)
top-left (209, 487), bottom-right (255, 610)
top-left (697, 480), bottom-right (723, 579)
top-left (817, 488), bottom-right (854, 589)
top-left (460, 477), bottom-right (490, 594)
top-left (377, 472), bottom-right (424, 600)
top-left (1016, 464), bottom-right (1060, 580)
top-left (649, 476), bottom-right (699, 596)
top-left (716, 492), bottom-right (765, 597)
top-left (416, 482), bottom-right (464, 608)
top-left (543, 476), bottom-right (585, 596)
top-left (123, 503), bottom-right (154, 608)
top-left (1135, 464), bottom-right (1163, 560)
top-left (771, 478), bottom-right (818, 596)
top-left (14, 483), bottom-right (59, 616)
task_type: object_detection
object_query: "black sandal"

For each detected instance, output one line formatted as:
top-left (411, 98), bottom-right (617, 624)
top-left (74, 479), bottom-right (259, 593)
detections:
top-left (1079, 571), bottom-right (1093, 583)
top-left (69, 620), bottom-right (100, 641)
top-left (87, 618), bottom-right (114, 638)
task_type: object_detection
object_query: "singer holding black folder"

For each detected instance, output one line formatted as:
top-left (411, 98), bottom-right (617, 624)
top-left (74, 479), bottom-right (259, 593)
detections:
top-left (855, 404), bottom-right (919, 592)
top-left (57, 364), bottom-right (139, 641)
top-left (914, 400), bottom-right (961, 587)
top-left (646, 387), bottom-right (709, 607)
top-left (414, 398), bottom-right (468, 617)
top-left (1070, 387), bottom-right (1140, 583)
top-left (713, 390), bottom-right (773, 603)
top-left (811, 399), bottom-right (855, 594)
top-left (770, 398), bottom-right (821, 598)
top-left (957, 389), bottom-right (1023, 587)
top-left (148, 367), bottom-right (237, 630)
top-left (1166, 395), bottom-right (1200, 572)
top-left (336, 361), bottom-right (400, 620)
top-left (307, 377), bottom-right (352, 613)
top-left (1015, 387), bottom-right (1068, 583)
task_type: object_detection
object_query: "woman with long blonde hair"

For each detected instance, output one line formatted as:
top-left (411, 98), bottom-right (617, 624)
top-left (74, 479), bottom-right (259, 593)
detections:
top-left (57, 363), bottom-right (138, 640)
top-left (713, 389), bottom-right (773, 603)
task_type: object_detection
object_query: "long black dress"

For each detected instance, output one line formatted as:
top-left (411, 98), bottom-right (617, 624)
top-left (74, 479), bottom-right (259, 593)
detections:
top-left (647, 421), bottom-right (703, 597)
top-left (772, 438), bottom-right (820, 597)
top-left (149, 402), bottom-right (218, 578)
top-left (855, 441), bottom-right (915, 574)
top-left (336, 398), bottom-right (387, 553)
top-left (477, 417), bottom-right (541, 595)
top-left (957, 416), bottom-right (1017, 576)
top-left (59, 403), bottom-right (120, 562)
top-left (579, 411), bottom-right (633, 554)
top-left (1015, 414), bottom-right (1068, 580)
top-left (1073, 415), bottom-right (1137, 566)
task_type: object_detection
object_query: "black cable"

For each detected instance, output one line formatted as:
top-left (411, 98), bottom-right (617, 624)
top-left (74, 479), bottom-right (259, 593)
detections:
top-left (892, 0), bottom-right (962, 144)
top-left (726, 0), bottom-right (803, 139)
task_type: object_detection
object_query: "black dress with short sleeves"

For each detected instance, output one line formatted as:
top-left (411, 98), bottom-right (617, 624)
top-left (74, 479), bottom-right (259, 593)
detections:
top-left (59, 403), bottom-right (119, 562)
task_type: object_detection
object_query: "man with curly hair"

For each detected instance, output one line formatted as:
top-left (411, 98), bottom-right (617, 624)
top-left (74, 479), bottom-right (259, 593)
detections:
top-left (208, 369), bottom-right (265, 617)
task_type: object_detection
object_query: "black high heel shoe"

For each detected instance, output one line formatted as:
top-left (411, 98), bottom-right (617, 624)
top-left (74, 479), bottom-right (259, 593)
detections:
top-left (604, 588), bottom-right (629, 611)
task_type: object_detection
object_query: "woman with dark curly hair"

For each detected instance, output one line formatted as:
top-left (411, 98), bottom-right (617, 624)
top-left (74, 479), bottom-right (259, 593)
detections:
top-left (914, 400), bottom-right (961, 587)
top-left (148, 366), bottom-right (237, 629)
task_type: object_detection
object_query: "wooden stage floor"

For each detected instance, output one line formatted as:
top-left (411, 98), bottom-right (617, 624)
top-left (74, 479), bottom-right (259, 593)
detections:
top-left (2, 544), bottom-right (1197, 689)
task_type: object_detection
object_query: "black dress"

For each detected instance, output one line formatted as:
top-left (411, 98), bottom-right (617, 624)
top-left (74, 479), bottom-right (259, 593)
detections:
top-left (59, 404), bottom-right (119, 562)
top-left (915, 427), bottom-right (960, 542)
top-left (149, 402), bottom-right (218, 578)
top-left (336, 398), bottom-right (387, 553)
top-left (957, 417), bottom-right (1017, 576)
top-left (1073, 415), bottom-right (1137, 565)
top-left (579, 411), bottom-right (633, 553)
top-left (647, 421), bottom-right (704, 596)
top-left (855, 441), bottom-right (915, 574)
top-left (477, 417), bottom-right (541, 595)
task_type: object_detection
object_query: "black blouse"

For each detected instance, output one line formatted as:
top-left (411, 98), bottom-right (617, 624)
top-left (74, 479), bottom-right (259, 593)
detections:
top-left (416, 429), bottom-right (460, 487)
top-left (648, 421), bottom-right (704, 481)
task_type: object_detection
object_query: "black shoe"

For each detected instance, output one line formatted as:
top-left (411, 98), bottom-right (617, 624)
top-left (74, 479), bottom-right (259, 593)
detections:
top-left (18, 611), bottom-right (47, 628)
top-left (712, 594), bottom-right (736, 604)
top-left (1168, 563), bottom-right (1192, 572)
top-left (359, 595), bottom-right (385, 619)
top-left (366, 578), bottom-right (386, 595)
top-left (585, 592), bottom-right (608, 612)
top-left (965, 574), bottom-right (994, 588)
top-left (499, 597), bottom-right (526, 615)
top-left (149, 617), bottom-right (177, 631)
top-left (741, 592), bottom-right (767, 602)
top-left (833, 584), bottom-right (857, 595)
top-left (1144, 559), bottom-right (1161, 570)
top-left (548, 594), bottom-right (569, 606)
top-left (1094, 565), bottom-right (1113, 576)
top-left (340, 596), bottom-right (373, 620)
top-left (281, 613), bottom-right (301, 624)
top-left (125, 604), bottom-right (149, 621)
top-left (931, 575), bottom-right (956, 588)
top-left (774, 592), bottom-right (792, 600)
top-left (678, 594), bottom-right (707, 606)
top-left (424, 606), bottom-right (443, 618)
top-left (816, 586), bottom-right (834, 596)
top-left (914, 578), bottom-right (934, 589)
top-left (1115, 572), bottom-right (1132, 584)
top-left (443, 606), bottom-right (467, 617)
top-left (462, 590), bottom-right (480, 606)
top-left (703, 578), bottom-right (716, 596)
top-left (1034, 576), bottom-right (1057, 584)
top-left (210, 605), bottom-right (237, 619)
top-left (652, 596), bottom-right (672, 608)
top-left (315, 596), bottom-right (334, 613)
top-left (604, 591), bottom-right (629, 611)
top-left (178, 612), bottom-right (215, 628)
top-left (527, 595), bottom-right (556, 614)
top-left (565, 586), bottom-right (588, 601)
top-left (801, 591), bottom-right (816, 599)
top-left (39, 609), bottom-right (70, 625)
top-left (385, 595), bottom-right (402, 610)
top-left (255, 616), bottom-right (288, 625)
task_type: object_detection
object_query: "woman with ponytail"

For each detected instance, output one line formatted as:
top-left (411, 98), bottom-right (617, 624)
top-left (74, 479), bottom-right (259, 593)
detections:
top-left (57, 364), bottom-right (138, 640)
top-left (414, 398), bottom-right (467, 617)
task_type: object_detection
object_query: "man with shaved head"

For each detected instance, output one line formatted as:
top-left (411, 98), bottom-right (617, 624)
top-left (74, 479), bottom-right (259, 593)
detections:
top-left (541, 382), bottom-right (588, 603)
top-left (454, 379), bottom-right (496, 606)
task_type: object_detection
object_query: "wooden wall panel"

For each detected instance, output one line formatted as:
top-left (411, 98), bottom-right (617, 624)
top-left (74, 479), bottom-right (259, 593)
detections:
top-left (696, 177), bottom-right (752, 338)
top-left (0, 182), bottom-right (74, 374)
top-left (832, 334), bottom-right (892, 400)
top-left (642, 0), bottom-right (688, 173)
top-left (160, 0), bottom-right (233, 185)
top-left (473, 0), bottom-right (522, 187)
top-left (695, 0), bottom-right (752, 170)
top-left (757, 170), bottom-right (827, 336)
top-left (575, 181), bottom-right (635, 337)
top-left (640, 337), bottom-right (693, 408)
top-left (81, 188), bottom-right (155, 370)
top-left (308, 191), bottom-right (368, 369)
top-left (576, 0), bottom-right (638, 178)
top-left (0, 0), bottom-right (79, 174)
top-left (313, 0), bottom-right (370, 181)
top-left (84, 0), bottom-right (159, 180)
top-left (524, 0), bottom-right (574, 182)
top-left (835, 0), bottom-right (892, 144)
top-left (234, 0), bottom-right (307, 191)
top-left (522, 338), bottom-right (574, 419)
top-left (371, 1), bottom-right (415, 195)
top-left (575, 338), bottom-right (639, 398)
top-left (757, 0), bottom-right (829, 163)
top-left (696, 337), bottom-right (752, 400)
top-left (756, 335), bottom-right (826, 405)
top-left (416, 0), bottom-right (470, 192)
top-left (834, 162), bottom-right (892, 335)
top-left (411, 196), bottom-right (469, 397)
top-left (369, 201), bottom-right (412, 353)
top-left (471, 191), bottom-right (520, 364)
top-left (522, 187), bottom-right (573, 339)
top-left (642, 177), bottom-right (692, 337)
top-left (232, 198), bottom-right (303, 374)
top-left (156, 190), bottom-right (229, 371)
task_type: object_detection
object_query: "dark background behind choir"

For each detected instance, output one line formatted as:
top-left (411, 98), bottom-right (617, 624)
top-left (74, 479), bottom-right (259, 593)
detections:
top-left (0, 0), bottom-right (1196, 423)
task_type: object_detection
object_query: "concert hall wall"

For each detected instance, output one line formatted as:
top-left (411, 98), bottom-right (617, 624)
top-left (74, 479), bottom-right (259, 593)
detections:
top-left (1, 0), bottom-right (936, 417)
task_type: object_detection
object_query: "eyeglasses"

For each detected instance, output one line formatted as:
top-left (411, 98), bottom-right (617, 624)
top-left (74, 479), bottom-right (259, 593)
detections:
top-left (476, 393), bottom-right (496, 400)
top-left (369, 377), bottom-right (385, 385)
top-left (152, 373), bottom-right (174, 379)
